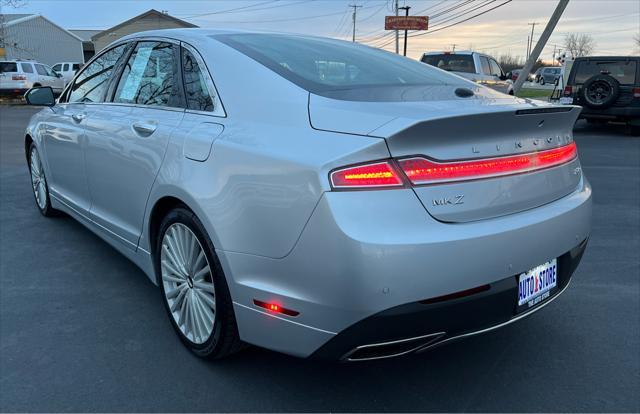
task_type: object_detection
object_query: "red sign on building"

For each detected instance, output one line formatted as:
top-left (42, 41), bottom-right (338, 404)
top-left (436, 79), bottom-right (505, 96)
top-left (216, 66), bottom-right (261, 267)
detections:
top-left (385, 16), bottom-right (429, 31)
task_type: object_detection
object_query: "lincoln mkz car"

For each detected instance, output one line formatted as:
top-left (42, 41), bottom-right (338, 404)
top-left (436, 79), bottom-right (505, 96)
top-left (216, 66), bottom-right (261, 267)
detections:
top-left (24, 29), bottom-right (591, 361)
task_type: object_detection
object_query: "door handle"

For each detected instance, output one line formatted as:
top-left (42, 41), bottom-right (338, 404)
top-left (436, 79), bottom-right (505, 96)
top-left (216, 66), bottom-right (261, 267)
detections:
top-left (71, 113), bottom-right (86, 123)
top-left (132, 121), bottom-right (157, 136)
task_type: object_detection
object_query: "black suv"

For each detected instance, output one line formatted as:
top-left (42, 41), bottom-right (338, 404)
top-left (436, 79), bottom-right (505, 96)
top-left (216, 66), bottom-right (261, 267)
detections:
top-left (562, 56), bottom-right (640, 130)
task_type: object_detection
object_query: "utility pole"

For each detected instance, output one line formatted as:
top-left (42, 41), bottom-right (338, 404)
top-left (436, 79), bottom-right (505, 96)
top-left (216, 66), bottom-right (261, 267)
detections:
top-left (451, 43), bottom-right (457, 52)
top-left (394, 0), bottom-right (400, 54)
top-left (527, 22), bottom-right (538, 59)
top-left (349, 4), bottom-right (363, 43)
top-left (398, 5), bottom-right (410, 56)
top-left (514, 0), bottom-right (570, 94)
top-left (526, 35), bottom-right (530, 59)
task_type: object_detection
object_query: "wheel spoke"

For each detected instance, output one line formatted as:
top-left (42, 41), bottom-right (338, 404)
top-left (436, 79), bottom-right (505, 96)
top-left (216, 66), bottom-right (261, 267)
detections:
top-left (196, 289), bottom-right (216, 313)
top-left (161, 258), bottom-right (185, 280)
top-left (193, 264), bottom-right (210, 282)
top-left (170, 286), bottom-right (188, 312)
top-left (161, 271), bottom-right (184, 284)
top-left (193, 280), bottom-right (215, 293)
top-left (162, 244), bottom-right (184, 276)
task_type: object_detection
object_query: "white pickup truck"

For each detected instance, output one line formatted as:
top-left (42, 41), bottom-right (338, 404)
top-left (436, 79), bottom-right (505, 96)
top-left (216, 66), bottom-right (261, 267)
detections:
top-left (421, 51), bottom-right (514, 95)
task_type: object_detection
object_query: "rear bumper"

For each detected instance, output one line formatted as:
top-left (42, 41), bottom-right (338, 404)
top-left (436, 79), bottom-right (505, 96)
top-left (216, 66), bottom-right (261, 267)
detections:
top-left (0, 88), bottom-right (28, 97)
top-left (221, 176), bottom-right (592, 359)
top-left (577, 105), bottom-right (640, 120)
top-left (311, 238), bottom-right (587, 361)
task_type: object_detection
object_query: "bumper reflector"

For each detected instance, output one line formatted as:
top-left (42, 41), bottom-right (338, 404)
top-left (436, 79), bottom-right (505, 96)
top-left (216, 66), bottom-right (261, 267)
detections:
top-left (253, 299), bottom-right (299, 317)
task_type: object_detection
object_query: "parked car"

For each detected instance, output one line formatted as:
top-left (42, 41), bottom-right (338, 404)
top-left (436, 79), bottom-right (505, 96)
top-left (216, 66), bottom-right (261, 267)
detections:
top-left (536, 66), bottom-right (561, 85)
top-left (529, 67), bottom-right (543, 82)
top-left (24, 29), bottom-right (591, 361)
top-left (0, 60), bottom-right (64, 97)
top-left (509, 68), bottom-right (522, 81)
top-left (51, 62), bottom-right (83, 84)
top-left (421, 51), bottom-right (514, 95)
top-left (561, 56), bottom-right (639, 131)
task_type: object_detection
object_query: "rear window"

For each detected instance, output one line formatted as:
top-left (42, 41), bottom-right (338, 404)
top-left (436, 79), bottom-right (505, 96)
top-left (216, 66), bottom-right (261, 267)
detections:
top-left (20, 63), bottom-right (33, 73)
top-left (573, 60), bottom-right (637, 85)
top-left (0, 62), bottom-right (18, 73)
top-left (215, 34), bottom-right (459, 99)
top-left (421, 54), bottom-right (475, 73)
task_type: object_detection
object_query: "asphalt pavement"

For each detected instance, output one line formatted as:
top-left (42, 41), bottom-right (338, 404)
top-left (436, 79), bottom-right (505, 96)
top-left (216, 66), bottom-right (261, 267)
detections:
top-left (1, 105), bottom-right (638, 412)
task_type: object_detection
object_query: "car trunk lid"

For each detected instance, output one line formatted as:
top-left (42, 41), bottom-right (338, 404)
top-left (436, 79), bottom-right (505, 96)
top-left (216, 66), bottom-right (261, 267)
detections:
top-left (310, 93), bottom-right (583, 223)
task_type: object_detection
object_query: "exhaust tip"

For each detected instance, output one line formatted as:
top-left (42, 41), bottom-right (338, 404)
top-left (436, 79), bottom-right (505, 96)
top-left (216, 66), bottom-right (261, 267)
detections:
top-left (342, 332), bottom-right (445, 362)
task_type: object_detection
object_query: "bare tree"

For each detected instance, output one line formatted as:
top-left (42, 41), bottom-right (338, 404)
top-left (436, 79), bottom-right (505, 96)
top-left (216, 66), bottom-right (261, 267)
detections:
top-left (563, 33), bottom-right (595, 58)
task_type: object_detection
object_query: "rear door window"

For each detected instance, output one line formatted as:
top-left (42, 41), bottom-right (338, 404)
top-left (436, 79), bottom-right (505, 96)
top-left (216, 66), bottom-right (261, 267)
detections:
top-left (72, 64), bottom-right (81, 71)
top-left (113, 41), bottom-right (181, 107)
top-left (479, 57), bottom-right (491, 75)
top-left (422, 54), bottom-right (476, 73)
top-left (34, 64), bottom-right (47, 76)
top-left (20, 63), bottom-right (33, 73)
top-left (574, 60), bottom-right (637, 85)
top-left (0, 62), bottom-right (18, 72)
top-left (63, 64), bottom-right (70, 71)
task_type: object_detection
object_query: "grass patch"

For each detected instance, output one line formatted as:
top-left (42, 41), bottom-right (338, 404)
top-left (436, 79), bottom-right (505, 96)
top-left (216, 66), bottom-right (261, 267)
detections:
top-left (516, 88), bottom-right (553, 99)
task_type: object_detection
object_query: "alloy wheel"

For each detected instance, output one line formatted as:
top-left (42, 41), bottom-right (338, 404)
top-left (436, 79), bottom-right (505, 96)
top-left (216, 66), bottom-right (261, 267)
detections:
top-left (30, 148), bottom-right (47, 210)
top-left (161, 223), bottom-right (216, 344)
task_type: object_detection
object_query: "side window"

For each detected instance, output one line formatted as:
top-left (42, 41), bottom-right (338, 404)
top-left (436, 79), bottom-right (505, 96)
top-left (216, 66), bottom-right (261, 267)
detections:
top-left (479, 56), bottom-right (491, 75)
top-left (52, 64), bottom-right (62, 72)
top-left (182, 48), bottom-right (214, 112)
top-left (69, 43), bottom-right (128, 103)
top-left (489, 59), bottom-right (503, 77)
top-left (43, 65), bottom-right (56, 77)
top-left (113, 41), bottom-right (180, 107)
top-left (72, 64), bottom-right (81, 71)
top-left (35, 64), bottom-right (47, 76)
top-left (63, 64), bottom-right (70, 71)
top-left (20, 63), bottom-right (33, 73)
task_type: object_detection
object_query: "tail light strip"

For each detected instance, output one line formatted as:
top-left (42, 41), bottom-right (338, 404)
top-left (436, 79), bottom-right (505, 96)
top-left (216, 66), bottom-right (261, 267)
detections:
top-left (330, 142), bottom-right (578, 189)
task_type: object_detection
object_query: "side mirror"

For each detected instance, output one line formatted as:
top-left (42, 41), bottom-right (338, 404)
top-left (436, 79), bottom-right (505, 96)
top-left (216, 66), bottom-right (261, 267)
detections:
top-left (25, 86), bottom-right (55, 106)
top-left (55, 72), bottom-right (63, 78)
top-left (499, 74), bottom-right (508, 81)
top-left (505, 71), bottom-right (512, 79)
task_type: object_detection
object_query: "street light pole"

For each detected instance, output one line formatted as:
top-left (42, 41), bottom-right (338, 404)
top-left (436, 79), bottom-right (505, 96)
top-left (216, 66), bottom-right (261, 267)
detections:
top-left (398, 5), bottom-right (411, 57)
top-left (394, 0), bottom-right (399, 54)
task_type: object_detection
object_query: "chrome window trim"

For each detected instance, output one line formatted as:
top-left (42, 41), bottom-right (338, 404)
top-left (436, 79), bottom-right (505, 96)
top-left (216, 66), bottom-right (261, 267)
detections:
top-left (181, 41), bottom-right (227, 118)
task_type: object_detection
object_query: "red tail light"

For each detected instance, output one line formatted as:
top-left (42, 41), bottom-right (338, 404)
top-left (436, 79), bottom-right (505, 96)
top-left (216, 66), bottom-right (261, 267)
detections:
top-left (330, 161), bottom-right (404, 189)
top-left (397, 142), bottom-right (578, 185)
top-left (633, 87), bottom-right (640, 98)
top-left (563, 86), bottom-right (573, 96)
top-left (11, 75), bottom-right (27, 81)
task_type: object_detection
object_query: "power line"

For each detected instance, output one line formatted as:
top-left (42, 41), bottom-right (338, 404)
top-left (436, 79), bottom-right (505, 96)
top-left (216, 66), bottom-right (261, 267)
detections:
top-left (180, 0), bottom-right (279, 18)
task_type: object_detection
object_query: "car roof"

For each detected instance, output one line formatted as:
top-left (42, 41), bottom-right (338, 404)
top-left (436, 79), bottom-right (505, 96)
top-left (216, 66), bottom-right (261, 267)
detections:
top-left (116, 27), bottom-right (330, 45)
top-left (423, 50), bottom-right (475, 55)
top-left (574, 56), bottom-right (639, 61)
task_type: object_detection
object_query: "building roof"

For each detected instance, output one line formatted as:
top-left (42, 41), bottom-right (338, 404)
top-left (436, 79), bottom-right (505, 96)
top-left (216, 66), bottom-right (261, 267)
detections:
top-left (92, 9), bottom-right (197, 41)
top-left (0, 13), bottom-right (33, 23)
top-left (69, 29), bottom-right (102, 41)
top-left (0, 14), bottom-right (84, 42)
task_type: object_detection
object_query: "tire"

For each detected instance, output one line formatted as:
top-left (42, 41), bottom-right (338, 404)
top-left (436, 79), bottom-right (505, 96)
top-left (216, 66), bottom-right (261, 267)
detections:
top-left (581, 74), bottom-right (620, 109)
top-left (28, 143), bottom-right (58, 217)
top-left (539, 77), bottom-right (545, 85)
top-left (155, 207), bottom-right (243, 359)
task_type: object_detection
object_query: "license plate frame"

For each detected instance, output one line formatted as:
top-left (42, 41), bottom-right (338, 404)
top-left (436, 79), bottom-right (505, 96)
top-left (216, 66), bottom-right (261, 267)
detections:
top-left (516, 259), bottom-right (558, 313)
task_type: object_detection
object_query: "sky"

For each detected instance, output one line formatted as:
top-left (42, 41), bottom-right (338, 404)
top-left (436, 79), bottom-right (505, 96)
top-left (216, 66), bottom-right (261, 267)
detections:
top-left (3, 0), bottom-right (639, 60)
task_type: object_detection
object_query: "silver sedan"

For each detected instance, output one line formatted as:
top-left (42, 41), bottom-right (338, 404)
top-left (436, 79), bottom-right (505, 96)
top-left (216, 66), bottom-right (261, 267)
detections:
top-left (24, 29), bottom-right (591, 361)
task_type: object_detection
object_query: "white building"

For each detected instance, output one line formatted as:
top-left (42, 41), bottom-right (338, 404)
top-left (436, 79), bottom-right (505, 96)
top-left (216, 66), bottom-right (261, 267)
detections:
top-left (0, 14), bottom-right (84, 65)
